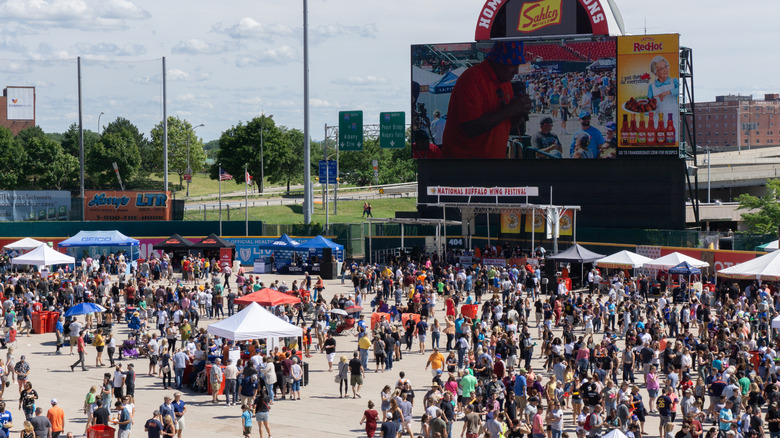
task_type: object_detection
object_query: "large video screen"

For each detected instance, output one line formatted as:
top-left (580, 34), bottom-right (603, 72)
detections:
top-left (412, 35), bottom-right (680, 160)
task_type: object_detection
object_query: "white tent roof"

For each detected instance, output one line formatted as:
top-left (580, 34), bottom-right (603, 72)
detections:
top-left (4, 238), bottom-right (45, 251)
top-left (644, 252), bottom-right (709, 270)
top-left (11, 244), bottom-right (75, 266)
top-left (595, 250), bottom-right (654, 269)
top-left (772, 315), bottom-right (780, 330)
top-left (761, 240), bottom-right (778, 251)
top-left (207, 302), bottom-right (303, 341)
top-left (602, 429), bottom-right (628, 438)
top-left (718, 250), bottom-right (780, 281)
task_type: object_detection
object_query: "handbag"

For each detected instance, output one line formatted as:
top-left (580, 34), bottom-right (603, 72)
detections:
top-left (334, 375), bottom-right (340, 384)
top-left (162, 365), bottom-right (170, 374)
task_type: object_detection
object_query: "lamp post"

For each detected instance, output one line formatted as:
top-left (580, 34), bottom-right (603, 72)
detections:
top-left (186, 123), bottom-right (204, 197)
top-left (97, 112), bottom-right (104, 134)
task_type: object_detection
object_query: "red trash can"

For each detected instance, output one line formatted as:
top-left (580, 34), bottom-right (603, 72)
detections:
top-left (461, 304), bottom-right (478, 319)
top-left (38, 312), bottom-right (49, 335)
top-left (48, 312), bottom-right (60, 333)
top-left (205, 364), bottom-right (226, 395)
top-left (87, 424), bottom-right (115, 438)
top-left (31, 312), bottom-right (42, 335)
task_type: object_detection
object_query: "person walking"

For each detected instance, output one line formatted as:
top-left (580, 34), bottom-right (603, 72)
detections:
top-left (93, 329), bottom-right (105, 367)
top-left (224, 359), bottom-right (239, 406)
top-left (114, 401), bottom-right (132, 438)
top-left (46, 399), bottom-right (64, 438)
top-left (70, 331), bottom-right (87, 372)
top-left (337, 356), bottom-right (349, 398)
top-left (253, 386), bottom-right (271, 438)
top-left (349, 352), bottom-right (365, 399)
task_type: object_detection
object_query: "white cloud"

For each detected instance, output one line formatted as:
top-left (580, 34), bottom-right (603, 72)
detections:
top-left (0, 0), bottom-right (149, 30)
top-left (332, 76), bottom-right (388, 86)
top-left (172, 39), bottom-right (232, 55)
top-left (100, 0), bottom-right (150, 20)
top-left (222, 17), bottom-right (294, 40)
top-left (236, 46), bottom-right (297, 67)
top-left (239, 96), bottom-right (264, 105)
top-left (312, 23), bottom-right (377, 40)
top-left (75, 42), bottom-right (147, 57)
top-left (311, 99), bottom-right (334, 108)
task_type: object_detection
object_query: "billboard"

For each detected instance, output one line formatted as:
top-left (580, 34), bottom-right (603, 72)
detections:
top-left (616, 34), bottom-right (680, 157)
top-left (6, 87), bottom-right (35, 121)
top-left (412, 37), bottom-right (617, 159)
top-left (84, 191), bottom-right (172, 221)
top-left (0, 190), bottom-right (70, 221)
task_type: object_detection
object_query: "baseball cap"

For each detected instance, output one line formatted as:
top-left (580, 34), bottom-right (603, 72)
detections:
top-left (50, 399), bottom-right (57, 405)
top-left (486, 41), bottom-right (526, 66)
top-left (579, 111), bottom-right (591, 119)
top-left (153, 410), bottom-right (160, 416)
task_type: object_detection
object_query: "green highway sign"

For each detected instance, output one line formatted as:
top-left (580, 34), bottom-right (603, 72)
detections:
top-left (380, 111), bottom-right (405, 149)
top-left (339, 110), bottom-right (363, 151)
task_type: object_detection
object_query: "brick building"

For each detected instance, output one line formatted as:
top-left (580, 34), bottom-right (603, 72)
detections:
top-left (692, 94), bottom-right (780, 149)
top-left (0, 87), bottom-right (36, 135)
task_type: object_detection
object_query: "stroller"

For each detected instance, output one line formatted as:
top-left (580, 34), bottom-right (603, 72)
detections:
top-left (598, 98), bottom-right (616, 125)
top-left (119, 338), bottom-right (140, 359)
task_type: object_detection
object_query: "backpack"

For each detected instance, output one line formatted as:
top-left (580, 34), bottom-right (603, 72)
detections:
top-left (583, 413), bottom-right (595, 431)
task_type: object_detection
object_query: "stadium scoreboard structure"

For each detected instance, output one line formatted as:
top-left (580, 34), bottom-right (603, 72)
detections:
top-left (412, 0), bottom-right (691, 231)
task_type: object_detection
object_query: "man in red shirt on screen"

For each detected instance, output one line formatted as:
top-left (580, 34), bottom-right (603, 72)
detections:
top-left (441, 41), bottom-right (531, 159)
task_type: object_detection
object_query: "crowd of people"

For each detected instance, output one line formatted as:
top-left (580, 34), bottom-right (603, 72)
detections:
top-left (1, 245), bottom-right (779, 438)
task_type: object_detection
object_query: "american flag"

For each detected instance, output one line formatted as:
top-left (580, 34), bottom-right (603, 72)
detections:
top-left (219, 168), bottom-right (233, 181)
top-left (245, 169), bottom-right (252, 185)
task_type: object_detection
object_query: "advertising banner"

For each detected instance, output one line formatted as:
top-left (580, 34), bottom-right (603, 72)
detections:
top-left (500, 212), bottom-right (522, 234)
top-left (482, 258), bottom-right (507, 267)
top-left (0, 190), bottom-right (70, 222)
top-left (559, 210), bottom-right (574, 236)
top-left (84, 191), bottom-right (172, 221)
top-left (525, 210), bottom-right (545, 234)
top-left (427, 186), bottom-right (539, 197)
top-left (6, 87), bottom-right (35, 120)
top-left (505, 0), bottom-right (577, 38)
top-left (616, 34), bottom-right (680, 157)
top-left (225, 237), bottom-right (315, 266)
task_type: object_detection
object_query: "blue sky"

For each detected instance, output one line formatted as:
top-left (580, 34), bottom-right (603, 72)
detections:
top-left (0, 0), bottom-right (777, 142)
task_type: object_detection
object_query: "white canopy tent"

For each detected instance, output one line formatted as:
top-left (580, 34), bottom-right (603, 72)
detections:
top-left (717, 250), bottom-right (780, 282)
top-left (602, 430), bottom-right (628, 438)
top-left (3, 238), bottom-right (46, 252)
top-left (644, 252), bottom-right (709, 270)
top-left (772, 315), bottom-right (780, 330)
top-left (207, 302), bottom-right (303, 341)
top-left (595, 250), bottom-right (654, 269)
top-left (11, 244), bottom-right (75, 267)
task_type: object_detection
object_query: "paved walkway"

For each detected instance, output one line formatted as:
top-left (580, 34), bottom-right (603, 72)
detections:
top-left (12, 275), bottom-right (666, 438)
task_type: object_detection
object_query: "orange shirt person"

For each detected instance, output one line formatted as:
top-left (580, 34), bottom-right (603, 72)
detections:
top-left (441, 41), bottom-right (531, 159)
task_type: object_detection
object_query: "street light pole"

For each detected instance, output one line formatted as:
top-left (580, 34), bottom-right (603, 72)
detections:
top-left (706, 147), bottom-right (711, 204)
top-left (186, 123), bottom-right (204, 197)
top-left (260, 112), bottom-right (264, 194)
top-left (97, 112), bottom-right (104, 134)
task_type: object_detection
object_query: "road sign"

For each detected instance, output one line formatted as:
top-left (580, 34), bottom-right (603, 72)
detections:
top-left (183, 174), bottom-right (192, 181)
top-left (318, 160), bottom-right (337, 184)
top-left (339, 111), bottom-right (363, 151)
top-left (380, 111), bottom-right (405, 149)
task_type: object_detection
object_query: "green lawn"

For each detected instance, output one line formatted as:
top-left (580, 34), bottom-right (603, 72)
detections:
top-left (184, 197), bottom-right (418, 224)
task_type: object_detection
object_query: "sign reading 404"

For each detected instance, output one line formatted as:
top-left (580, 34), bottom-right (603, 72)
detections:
top-left (339, 111), bottom-right (363, 151)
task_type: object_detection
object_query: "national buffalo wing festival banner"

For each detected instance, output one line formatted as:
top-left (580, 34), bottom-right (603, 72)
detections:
top-left (84, 190), bottom-right (172, 221)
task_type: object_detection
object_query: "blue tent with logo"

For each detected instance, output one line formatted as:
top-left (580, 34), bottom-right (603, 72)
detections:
top-left (58, 230), bottom-right (139, 262)
top-left (298, 235), bottom-right (344, 262)
top-left (430, 67), bottom-right (466, 94)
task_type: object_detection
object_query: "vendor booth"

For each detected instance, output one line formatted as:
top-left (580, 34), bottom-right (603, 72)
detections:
top-left (3, 238), bottom-right (46, 256)
top-left (191, 234), bottom-right (236, 267)
top-left (153, 234), bottom-right (196, 269)
top-left (295, 235), bottom-right (344, 279)
top-left (718, 249), bottom-right (780, 281)
top-left (58, 230), bottom-right (140, 263)
top-left (547, 244), bottom-right (605, 290)
top-left (11, 244), bottom-right (75, 277)
top-left (256, 234), bottom-right (307, 274)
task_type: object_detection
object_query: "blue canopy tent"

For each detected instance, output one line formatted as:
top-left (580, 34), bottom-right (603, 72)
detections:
top-left (257, 234), bottom-right (303, 273)
top-left (58, 230), bottom-right (140, 264)
top-left (299, 235), bottom-right (344, 262)
top-left (430, 67), bottom-right (465, 95)
top-left (668, 261), bottom-right (701, 303)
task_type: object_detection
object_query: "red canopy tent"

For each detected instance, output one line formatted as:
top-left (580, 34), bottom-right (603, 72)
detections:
top-left (234, 288), bottom-right (301, 307)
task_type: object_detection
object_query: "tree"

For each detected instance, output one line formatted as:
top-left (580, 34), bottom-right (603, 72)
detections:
top-left (737, 178), bottom-right (780, 233)
top-left (0, 127), bottom-right (25, 189)
top-left (61, 123), bottom-right (100, 158)
top-left (211, 115), bottom-right (286, 191)
top-left (337, 136), bottom-right (416, 186)
top-left (150, 117), bottom-right (207, 189)
top-left (86, 119), bottom-right (143, 189)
